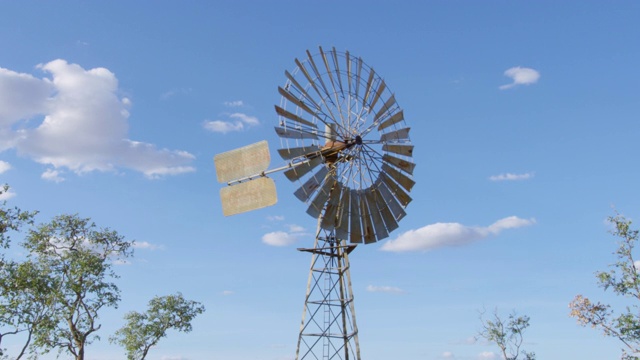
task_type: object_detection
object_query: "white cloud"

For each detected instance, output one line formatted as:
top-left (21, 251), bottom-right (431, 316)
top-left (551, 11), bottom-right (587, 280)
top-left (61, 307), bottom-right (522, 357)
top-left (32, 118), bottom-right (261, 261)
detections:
top-left (113, 259), bottom-right (132, 266)
top-left (132, 241), bottom-right (164, 250)
top-left (478, 351), bottom-right (498, 359)
top-left (499, 66), bottom-right (540, 90)
top-left (489, 172), bottom-right (534, 181)
top-left (287, 224), bottom-right (305, 233)
top-left (41, 168), bottom-right (65, 183)
top-left (0, 60), bottom-right (195, 178)
top-left (366, 285), bottom-right (405, 294)
top-left (222, 290), bottom-right (234, 296)
top-left (203, 112), bottom-right (259, 134)
top-left (381, 216), bottom-right (536, 252)
top-left (262, 231), bottom-right (301, 247)
top-left (0, 188), bottom-right (16, 200)
top-left (0, 160), bottom-right (11, 174)
top-left (441, 351), bottom-right (455, 359)
top-left (224, 100), bottom-right (244, 107)
top-left (267, 215), bottom-right (285, 221)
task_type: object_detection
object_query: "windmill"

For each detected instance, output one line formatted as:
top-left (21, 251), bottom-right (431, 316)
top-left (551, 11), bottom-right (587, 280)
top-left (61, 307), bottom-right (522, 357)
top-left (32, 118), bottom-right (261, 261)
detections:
top-left (214, 47), bottom-right (414, 360)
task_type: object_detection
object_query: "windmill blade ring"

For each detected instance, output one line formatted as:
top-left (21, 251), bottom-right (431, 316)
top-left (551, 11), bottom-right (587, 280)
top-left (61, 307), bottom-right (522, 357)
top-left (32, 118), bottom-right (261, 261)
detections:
top-left (275, 48), bottom-right (415, 244)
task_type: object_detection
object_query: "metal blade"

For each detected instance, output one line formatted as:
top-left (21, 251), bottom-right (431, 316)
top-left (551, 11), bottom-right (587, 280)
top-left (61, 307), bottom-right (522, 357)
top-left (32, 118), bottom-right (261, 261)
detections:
top-left (306, 175), bottom-right (336, 219)
top-left (372, 186), bottom-right (399, 233)
top-left (306, 50), bottom-right (332, 100)
top-left (214, 140), bottom-right (270, 183)
top-left (382, 144), bottom-right (414, 157)
top-left (320, 46), bottom-right (338, 97)
top-left (382, 163), bottom-right (415, 192)
top-left (380, 127), bottom-right (410, 142)
top-left (284, 157), bottom-right (322, 182)
top-left (368, 80), bottom-right (386, 111)
top-left (275, 126), bottom-right (318, 140)
top-left (294, 165), bottom-right (329, 202)
top-left (378, 110), bottom-right (405, 131)
top-left (383, 154), bottom-right (416, 174)
top-left (335, 189), bottom-right (350, 240)
top-left (373, 94), bottom-right (397, 123)
top-left (376, 178), bottom-right (407, 221)
top-left (349, 190), bottom-right (363, 244)
top-left (285, 70), bottom-right (322, 110)
top-left (346, 50), bottom-right (352, 95)
top-left (275, 105), bottom-right (317, 128)
top-left (278, 146), bottom-right (320, 160)
top-left (278, 86), bottom-right (317, 117)
top-left (365, 190), bottom-right (389, 241)
top-left (360, 192), bottom-right (376, 244)
top-left (220, 177), bottom-right (277, 216)
top-left (380, 172), bottom-right (412, 207)
top-left (321, 181), bottom-right (343, 230)
top-left (362, 69), bottom-right (375, 110)
top-left (355, 57), bottom-right (363, 100)
top-left (331, 47), bottom-right (344, 95)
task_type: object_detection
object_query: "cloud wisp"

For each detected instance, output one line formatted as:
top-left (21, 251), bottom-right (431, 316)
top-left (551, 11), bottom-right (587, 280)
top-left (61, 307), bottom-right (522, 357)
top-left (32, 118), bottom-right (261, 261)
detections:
top-left (366, 285), bottom-right (405, 294)
top-left (0, 160), bottom-right (10, 174)
top-left (381, 216), bottom-right (535, 253)
top-left (262, 224), bottom-right (307, 247)
top-left (203, 113), bottom-right (260, 134)
top-left (489, 172), bottom-right (534, 182)
top-left (0, 60), bottom-right (195, 179)
top-left (499, 66), bottom-right (540, 90)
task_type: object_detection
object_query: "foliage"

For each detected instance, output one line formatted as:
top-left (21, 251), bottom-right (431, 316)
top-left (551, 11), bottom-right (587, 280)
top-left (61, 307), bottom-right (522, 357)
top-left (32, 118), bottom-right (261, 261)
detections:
top-left (110, 293), bottom-right (205, 360)
top-left (22, 214), bottom-right (133, 360)
top-left (0, 184), bottom-right (42, 358)
top-left (569, 214), bottom-right (640, 360)
top-left (478, 309), bottom-right (535, 360)
top-left (0, 184), bottom-right (38, 250)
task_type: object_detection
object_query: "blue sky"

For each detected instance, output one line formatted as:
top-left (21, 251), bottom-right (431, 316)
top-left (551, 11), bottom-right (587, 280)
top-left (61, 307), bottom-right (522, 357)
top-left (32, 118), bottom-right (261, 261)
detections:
top-left (1, 1), bottom-right (639, 359)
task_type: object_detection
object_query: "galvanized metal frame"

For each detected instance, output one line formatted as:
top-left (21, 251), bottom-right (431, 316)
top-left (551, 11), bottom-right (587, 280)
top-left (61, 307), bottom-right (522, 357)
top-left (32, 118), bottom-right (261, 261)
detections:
top-left (296, 225), bottom-right (360, 360)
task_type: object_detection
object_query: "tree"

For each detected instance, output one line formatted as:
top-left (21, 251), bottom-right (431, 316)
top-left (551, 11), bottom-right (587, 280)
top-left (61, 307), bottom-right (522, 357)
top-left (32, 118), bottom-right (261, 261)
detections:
top-left (110, 293), bottom-right (205, 360)
top-left (569, 214), bottom-right (640, 359)
top-left (0, 184), bottom-right (42, 358)
top-left (478, 308), bottom-right (535, 360)
top-left (22, 214), bottom-right (133, 360)
top-left (0, 184), bottom-right (38, 250)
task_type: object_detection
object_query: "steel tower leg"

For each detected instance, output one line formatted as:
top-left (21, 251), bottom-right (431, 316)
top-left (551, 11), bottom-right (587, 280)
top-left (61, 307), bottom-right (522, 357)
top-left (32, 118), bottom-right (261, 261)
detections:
top-left (296, 228), bottom-right (360, 360)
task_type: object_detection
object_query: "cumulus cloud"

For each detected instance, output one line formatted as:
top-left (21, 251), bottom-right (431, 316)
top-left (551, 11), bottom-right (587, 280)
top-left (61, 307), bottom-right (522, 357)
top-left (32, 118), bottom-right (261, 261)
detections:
top-left (267, 215), bottom-right (285, 221)
top-left (132, 241), bottom-right (164, 250)
top-left (160, 87), bottom-right (192, 100)
top-left (262, 224), bottom-right (307, 247)
top-left (41, 168), bottom-right (65, 183)
top-left (0, 60), bottom-right (195, 178)
top-left (489, 172), bottom-right (534, 181)
top-left (0, 160), bottom-right (10, 174)
top-left (440, 352), bottom-right (455, 359)
top-left (222, 290), bottom-right (234, 296)
top-left (366, 285), bottom-right (405, 294)
top-left (203, 113), bottom-right (259, 134)
top-left (499, 66), bottom-right (540, 90)
top-left (381, 216), bottom-right (536, 252)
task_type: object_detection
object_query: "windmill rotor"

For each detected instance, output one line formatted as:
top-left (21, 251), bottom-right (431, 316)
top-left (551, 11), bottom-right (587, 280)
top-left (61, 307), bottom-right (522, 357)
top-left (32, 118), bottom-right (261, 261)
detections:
top-left (275, 46), bottom-right (414, 244)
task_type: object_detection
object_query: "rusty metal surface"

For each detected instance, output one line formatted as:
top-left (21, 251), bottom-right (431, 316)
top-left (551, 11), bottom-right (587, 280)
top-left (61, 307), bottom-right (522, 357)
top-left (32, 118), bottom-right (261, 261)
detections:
top-left (214, 141), bottom-right (270, 184)
top-left (220, 177), bottom-right (277, 216)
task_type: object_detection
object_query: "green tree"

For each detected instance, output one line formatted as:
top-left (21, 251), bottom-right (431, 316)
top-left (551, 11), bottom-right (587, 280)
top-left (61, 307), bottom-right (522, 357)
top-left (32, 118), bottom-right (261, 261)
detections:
top-left (478, 309), bottom-right (535, 360)
top-left (110, 293), bottom-right (205, 360)
top-left (0, 184), bottom-right (41, 358)
top-left (23, 214), bottom-right (133, 360)
top-left (569, 214), bottom-right (640, 359)
top-left (0, 184), bottom-right (38, 250)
